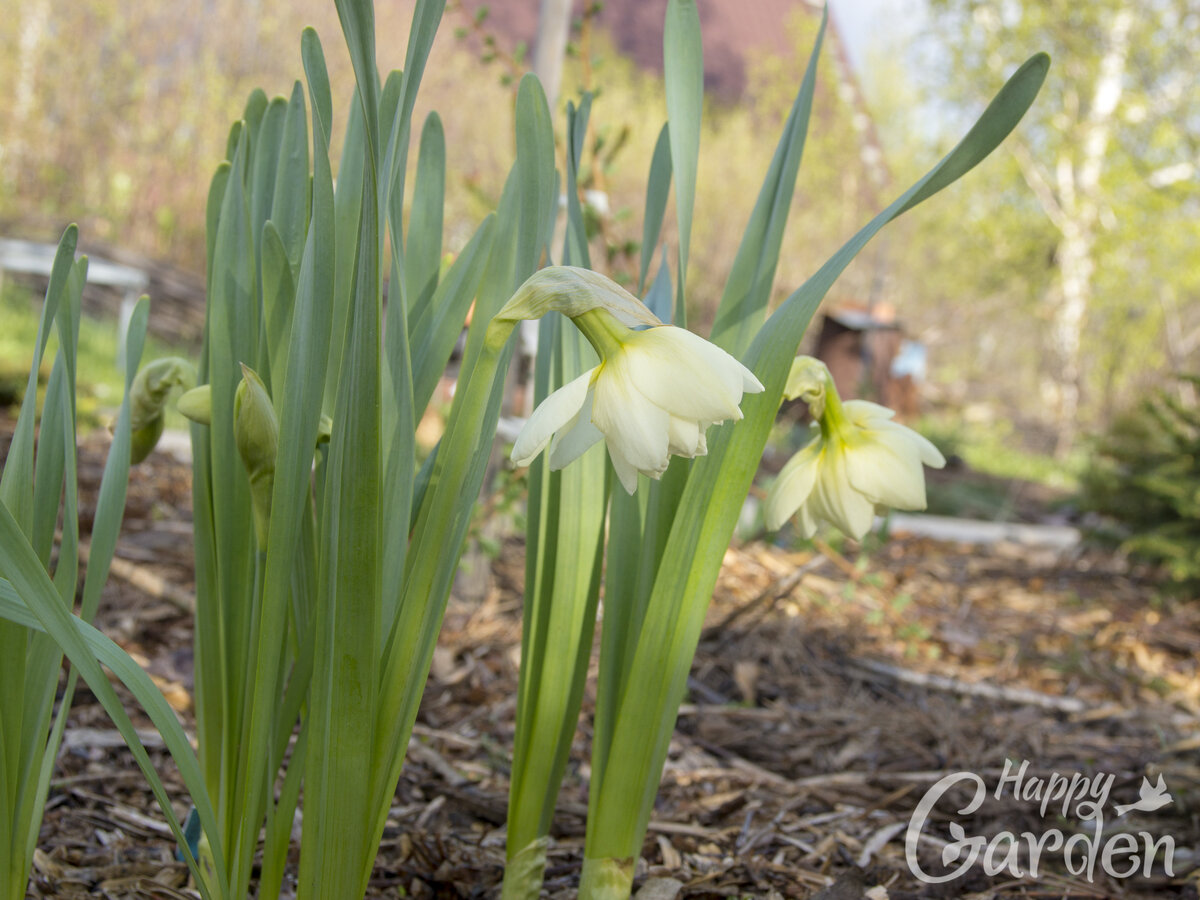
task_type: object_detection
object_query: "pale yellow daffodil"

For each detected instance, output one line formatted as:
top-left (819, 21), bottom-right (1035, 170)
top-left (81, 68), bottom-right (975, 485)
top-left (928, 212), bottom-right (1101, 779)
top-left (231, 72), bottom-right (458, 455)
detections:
top-left (510, 303), bottom-right (763, 494)
top-left (765, 357), bottom-right (945, 538)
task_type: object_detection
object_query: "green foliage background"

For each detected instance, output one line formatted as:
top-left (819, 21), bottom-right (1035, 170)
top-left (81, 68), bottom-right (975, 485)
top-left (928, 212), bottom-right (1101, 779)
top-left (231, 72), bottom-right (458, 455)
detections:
top-left (1081, 376), bottom-right (1200, 589)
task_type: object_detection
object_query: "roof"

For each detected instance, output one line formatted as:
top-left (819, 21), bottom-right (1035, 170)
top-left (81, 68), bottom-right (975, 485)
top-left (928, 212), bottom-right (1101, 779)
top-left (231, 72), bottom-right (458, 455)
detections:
top-left (457, 0), bottom-right (824, 101)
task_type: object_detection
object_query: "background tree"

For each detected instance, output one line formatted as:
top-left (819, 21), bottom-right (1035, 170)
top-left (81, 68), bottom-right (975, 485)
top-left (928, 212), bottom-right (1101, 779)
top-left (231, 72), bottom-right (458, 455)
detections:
top-left (905, 0), bottom-right (1200, 452)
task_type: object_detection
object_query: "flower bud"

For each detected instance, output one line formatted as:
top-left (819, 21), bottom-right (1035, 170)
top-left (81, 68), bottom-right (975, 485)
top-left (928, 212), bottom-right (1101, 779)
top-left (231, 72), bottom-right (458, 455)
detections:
top-left (783, 356), bottom-right (831, 419)
top-left (177, 385), bottom-right (213, 426)
top-left (234, 364), bottom-right (278, 548)
top-left (128, 357), bottom-right (196, 463)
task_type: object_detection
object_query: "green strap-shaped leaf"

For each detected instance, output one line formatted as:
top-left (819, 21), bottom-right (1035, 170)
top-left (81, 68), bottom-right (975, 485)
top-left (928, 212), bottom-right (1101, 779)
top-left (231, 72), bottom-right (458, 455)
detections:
top-left (302, 3), bottom-right (385, 891)
top-left (272, 81), bottom-right (312, 278)
top-left (0, 225), bottom-right (77, 532)
top-left (240, 72), bottom-right (336, 892)
top-left (663, 0), bottom-right (702, 325)
top-left (249, 96), bottom-right (287, 255)
top-left (405, 111), bottom-right (446, 328)
top-left (638, 125), bottom-right (671, 295)
top-left (27, 297), bottom-right (148, 877)
top-left (515, 75), bottom-right (557, 276)
top-left (0, 567), bottom-right (226, 899)
top-left (409, 213), bottom-right (495, 418)
top-left (260, 221), bottom-right (296, 396)
top-left (708, 8), bottom-right (825, 357)
top-left (370, 103), bottom-right (546, 893)
top-left (562, 96), bottom-right (593, 269)
top-left (333, 0), bottom-right (381, 157)
top-left (324, 89), bottom-right (366, 415)
top-left (382, 0), bottom-right (446, 253)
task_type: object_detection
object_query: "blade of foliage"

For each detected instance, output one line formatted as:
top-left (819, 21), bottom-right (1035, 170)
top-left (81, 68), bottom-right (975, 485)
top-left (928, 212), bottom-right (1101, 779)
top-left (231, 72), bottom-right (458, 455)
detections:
top-left (708, 8), bottom-right (825, 357)
top-left (369, 79), bottom-right (552, 886)
top-left (0, 566), bottom-right (227, 899)
top-left (638, 125), bottom-right (672, 295)
top-left (404, 112), bottom-right (445, 325)
top-left (301, 9), bottom-right (384, 886)
top-left (409, 214), bottom-right (495, 418)
top-left (272, 80), bottom-right (313, 278)
top-left (663, 0), bottom-right (702, 324)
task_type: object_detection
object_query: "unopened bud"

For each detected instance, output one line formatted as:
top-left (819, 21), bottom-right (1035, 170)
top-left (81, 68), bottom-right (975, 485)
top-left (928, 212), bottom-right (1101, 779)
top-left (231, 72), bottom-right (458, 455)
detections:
top-left (234, 364), bottom-right (278, 548)
top-left (177, 385), bottom-right (213, 426)
top-left (128, 357), bottom-right (196, 463)
top-left (784, 356), bottom-right (831, 420)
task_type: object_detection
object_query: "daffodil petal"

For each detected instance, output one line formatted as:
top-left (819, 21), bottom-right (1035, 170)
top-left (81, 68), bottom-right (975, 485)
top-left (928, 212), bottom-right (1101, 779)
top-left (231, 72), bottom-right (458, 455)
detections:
top-left (844, 438), bottom-right (928, 509)
top-left (843, 399), bottom-right (897, 423)
top-left (607, 443), bottom-right (641, 494)
top-left (764, 440), bottom-right (823, 531)
top-left (511, 367), bottom-right (596, 466)
top-left (795, 501), bottom-right (820, 539)
top-left (590, 357), bottom-right (671, 474)
top-left (549, 388), bottom-right (604, 469)
top-left (624, 326), bottom-right (750, 422)
top-left (809, 445), bottom-right (876, 539)
top-left (667, 415), bottom-right (706, 457)
top-left (861, 416), bottom-right (947, 469)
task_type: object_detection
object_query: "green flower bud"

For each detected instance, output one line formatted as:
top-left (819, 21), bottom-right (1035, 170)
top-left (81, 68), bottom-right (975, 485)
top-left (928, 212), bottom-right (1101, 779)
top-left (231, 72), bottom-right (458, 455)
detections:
top-left (177, 385), bottom-right (213, 426)
top-left (234, 364), bottom-right (278, 548)
top-left (783, 355), bottom-right (830, 419)
top-left (128, 357), bottom-right (196, 463)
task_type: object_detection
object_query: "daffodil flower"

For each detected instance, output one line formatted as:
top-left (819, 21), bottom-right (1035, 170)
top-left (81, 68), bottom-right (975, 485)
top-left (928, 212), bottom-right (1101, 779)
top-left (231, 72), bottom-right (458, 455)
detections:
top-left (502, 269), bottom-right (763, 493)
top-left (764, 357), bottom-right (945, 538)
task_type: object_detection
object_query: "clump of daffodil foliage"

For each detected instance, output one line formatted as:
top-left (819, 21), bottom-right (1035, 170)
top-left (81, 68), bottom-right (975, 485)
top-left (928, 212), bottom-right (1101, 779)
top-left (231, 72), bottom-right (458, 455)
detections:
top-left (0, 0), bottom-right (1050, 897)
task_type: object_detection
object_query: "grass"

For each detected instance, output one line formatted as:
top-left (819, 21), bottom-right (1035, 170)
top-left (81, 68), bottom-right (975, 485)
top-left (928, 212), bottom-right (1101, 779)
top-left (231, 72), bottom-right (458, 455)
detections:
top-left (0, 282), bottom-right (198, 431)
top-left (917, 415), bottom-right (1084, 488)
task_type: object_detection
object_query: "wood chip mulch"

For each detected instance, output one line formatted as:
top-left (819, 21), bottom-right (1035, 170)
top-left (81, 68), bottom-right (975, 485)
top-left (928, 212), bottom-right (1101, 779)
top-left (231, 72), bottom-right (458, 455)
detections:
top-left (16, 428), bottom-right (1200, 899)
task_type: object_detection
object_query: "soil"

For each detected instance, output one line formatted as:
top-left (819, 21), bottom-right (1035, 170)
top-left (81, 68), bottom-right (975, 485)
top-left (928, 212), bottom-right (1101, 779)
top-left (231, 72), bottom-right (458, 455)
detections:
top-left (11, 427), bottom-right (1200, 899)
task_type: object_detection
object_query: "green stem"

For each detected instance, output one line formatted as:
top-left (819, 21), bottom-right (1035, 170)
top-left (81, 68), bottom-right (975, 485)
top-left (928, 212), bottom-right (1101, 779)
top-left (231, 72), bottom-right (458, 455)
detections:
top-left (571, 307), bottom-right (632, 360)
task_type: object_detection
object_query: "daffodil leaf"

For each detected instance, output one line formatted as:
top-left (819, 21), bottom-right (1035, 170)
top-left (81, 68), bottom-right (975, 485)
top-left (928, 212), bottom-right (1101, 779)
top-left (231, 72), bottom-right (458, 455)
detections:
top-left (271, 80), bottom-right (312, 278)
top-left (405, 111), bottom-right (446, 328)
top-left (639, 124), bottom-right (671, 295)
top-left (249, 96), bottom-right (287, 252)
top-left (664, 0), bottom-right (702, 324)
top-left (709, 7), bottom-right (825, 358)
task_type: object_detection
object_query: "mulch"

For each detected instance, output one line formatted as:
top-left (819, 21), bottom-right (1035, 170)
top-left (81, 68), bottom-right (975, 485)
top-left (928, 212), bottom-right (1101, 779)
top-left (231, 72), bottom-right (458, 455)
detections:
top-left (14, 427), bottom-right (1200, 899)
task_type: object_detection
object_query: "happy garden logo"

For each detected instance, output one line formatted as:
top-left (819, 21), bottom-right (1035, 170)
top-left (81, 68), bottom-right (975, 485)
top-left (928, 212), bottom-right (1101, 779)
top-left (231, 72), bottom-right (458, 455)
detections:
top-left (905, 760), bottom-right (1178, 884)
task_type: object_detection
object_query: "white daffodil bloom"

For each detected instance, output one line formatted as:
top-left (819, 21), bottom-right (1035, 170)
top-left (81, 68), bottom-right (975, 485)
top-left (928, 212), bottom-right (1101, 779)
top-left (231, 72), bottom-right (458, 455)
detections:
top-left (511, 311), bottom-right (763, 494)
top-left (764, 357), bottom-right (945, 538)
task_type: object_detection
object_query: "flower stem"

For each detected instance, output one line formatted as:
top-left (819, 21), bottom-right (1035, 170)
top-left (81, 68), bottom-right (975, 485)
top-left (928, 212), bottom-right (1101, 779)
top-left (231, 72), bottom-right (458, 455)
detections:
top-left (572, 308), bottom-right (632, 361)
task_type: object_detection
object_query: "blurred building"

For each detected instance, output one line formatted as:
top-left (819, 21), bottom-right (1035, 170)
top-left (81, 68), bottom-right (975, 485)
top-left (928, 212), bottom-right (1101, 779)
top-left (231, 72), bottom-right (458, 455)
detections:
top-left (457, 0), bottom-right (825, 101)
top-left (813, 303), bottom-right (924, 420)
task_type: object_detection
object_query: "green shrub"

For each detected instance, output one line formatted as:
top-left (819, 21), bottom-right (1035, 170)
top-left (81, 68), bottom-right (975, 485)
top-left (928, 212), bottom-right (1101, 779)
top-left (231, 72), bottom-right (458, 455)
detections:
top-left (1081, 375), bottom-right (1200, 589)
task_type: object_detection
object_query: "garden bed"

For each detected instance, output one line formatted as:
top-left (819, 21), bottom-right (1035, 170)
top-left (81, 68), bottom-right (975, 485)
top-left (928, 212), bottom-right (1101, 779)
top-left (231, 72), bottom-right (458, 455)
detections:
top-left (19, 427), bottom-right (1200, 899)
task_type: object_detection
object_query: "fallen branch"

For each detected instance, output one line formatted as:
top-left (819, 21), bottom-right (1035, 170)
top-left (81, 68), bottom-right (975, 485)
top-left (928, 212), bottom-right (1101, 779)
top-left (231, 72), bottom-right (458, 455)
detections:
top-left (852, 657), bottom-right (1087, 713)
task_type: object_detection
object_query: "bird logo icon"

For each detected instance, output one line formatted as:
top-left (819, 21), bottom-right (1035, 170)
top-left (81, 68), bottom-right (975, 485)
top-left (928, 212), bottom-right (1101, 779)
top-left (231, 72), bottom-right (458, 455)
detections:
top-left (1113, 774), bottom-right (1173, 817)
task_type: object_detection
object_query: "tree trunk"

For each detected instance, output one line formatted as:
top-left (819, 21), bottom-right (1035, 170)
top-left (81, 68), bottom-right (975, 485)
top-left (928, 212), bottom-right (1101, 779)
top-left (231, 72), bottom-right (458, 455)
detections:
top-left (1048, 5), bottom-right (1133, 457)
top-left (533, 0), bottom-right (573, 111)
